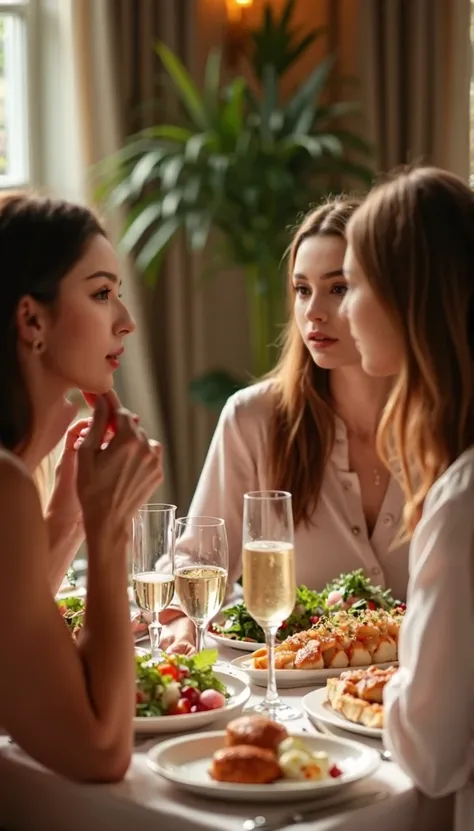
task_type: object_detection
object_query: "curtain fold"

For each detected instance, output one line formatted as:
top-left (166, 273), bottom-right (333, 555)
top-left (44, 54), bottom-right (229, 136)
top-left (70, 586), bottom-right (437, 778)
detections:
top-left (357, 0), bottom-right (471, 178)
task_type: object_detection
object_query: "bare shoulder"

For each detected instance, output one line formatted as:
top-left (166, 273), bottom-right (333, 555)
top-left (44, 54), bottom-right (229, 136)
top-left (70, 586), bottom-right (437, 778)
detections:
top-left (0, 451), bottom-right (46, 592)
top-left (0, 449), bottom-right (42, 517)
top-left (0, 448), bottom-right (35, 492)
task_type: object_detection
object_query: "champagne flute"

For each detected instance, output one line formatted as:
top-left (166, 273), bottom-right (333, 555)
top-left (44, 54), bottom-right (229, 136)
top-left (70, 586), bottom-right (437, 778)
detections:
top-left (243, 490), bottom-right (299, 721)
top-left (174, 516), bottom-right (228, 653)
top-left (132, 503), bottom-right (176, 662)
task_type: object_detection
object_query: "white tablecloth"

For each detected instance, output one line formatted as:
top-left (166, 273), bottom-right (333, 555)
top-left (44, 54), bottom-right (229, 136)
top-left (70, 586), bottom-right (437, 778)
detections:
top-left (0, 643), bottom-right (454, 831)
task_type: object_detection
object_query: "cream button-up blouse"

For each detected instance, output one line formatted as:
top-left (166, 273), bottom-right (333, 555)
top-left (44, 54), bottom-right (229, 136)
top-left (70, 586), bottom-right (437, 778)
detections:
top-left (188, 380), bottom-right (409, 600)
top-left (384, 447), bottom-right (474, 831)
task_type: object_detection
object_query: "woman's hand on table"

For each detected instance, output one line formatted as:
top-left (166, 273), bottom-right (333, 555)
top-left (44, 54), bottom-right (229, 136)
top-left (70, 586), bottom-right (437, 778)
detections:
top-left (159, 615), bottom-right (196, 656)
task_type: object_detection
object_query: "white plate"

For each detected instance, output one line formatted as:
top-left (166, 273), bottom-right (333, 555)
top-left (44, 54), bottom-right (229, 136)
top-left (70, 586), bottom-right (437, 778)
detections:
top-left (208, 627), bottom-right (265, 652)
top-left (133, 671), bottom-right (250, 734)
top-left (231, 654), bottom-right (398, 689)
top-left (146, 729), bottom-right (379, 803)
top-left (303, 687), bottom-right (383, 739)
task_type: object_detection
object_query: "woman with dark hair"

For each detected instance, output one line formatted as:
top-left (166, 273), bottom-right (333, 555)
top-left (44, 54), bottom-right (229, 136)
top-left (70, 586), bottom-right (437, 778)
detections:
top-left (161, 197), bottom-right (409, 654)
top-left (0, 193), bottom-right (163, 781)
top-left (341, 167), bottom-right (474, 829)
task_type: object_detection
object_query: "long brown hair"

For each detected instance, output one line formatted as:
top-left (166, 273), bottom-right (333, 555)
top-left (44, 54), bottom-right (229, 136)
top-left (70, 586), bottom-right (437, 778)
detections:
top-left (348, 167), bottom-right (474, 535)
top-left (0, 193), bottom-right (105, 453)
top-left (267, 197), bottom-right (362, 527)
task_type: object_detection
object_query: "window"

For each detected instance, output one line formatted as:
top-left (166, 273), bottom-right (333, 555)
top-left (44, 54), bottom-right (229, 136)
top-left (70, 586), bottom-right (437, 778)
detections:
top-left (0, 0), bottom-right (31, 187)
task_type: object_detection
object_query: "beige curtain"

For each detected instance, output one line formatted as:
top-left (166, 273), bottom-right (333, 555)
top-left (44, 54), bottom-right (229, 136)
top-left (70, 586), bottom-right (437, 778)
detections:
top-left (68, 0), bottom-right (172, 502)
top-left (357, 0), bottom-right (471, 178)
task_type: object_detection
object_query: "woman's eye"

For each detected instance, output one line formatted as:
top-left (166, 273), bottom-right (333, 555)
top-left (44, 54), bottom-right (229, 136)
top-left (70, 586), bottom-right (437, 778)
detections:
top-left (295, 285), bottom-right (311, 297)
top-left (331, 284), bottom-right (348, 297)
top-left (94, 288), bottom-right (112, 301)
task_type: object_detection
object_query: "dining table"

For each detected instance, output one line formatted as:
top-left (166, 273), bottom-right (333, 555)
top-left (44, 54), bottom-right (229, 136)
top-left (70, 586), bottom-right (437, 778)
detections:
top-left (0, 639), bottom-right (454, 831)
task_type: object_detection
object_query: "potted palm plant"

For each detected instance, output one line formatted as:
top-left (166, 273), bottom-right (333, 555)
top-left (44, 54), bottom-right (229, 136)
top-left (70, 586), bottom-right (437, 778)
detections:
top-left (96, 0), bottom-right (373, 408)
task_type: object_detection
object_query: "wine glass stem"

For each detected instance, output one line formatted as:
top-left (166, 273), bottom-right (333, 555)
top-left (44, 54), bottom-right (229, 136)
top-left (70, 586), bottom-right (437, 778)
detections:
top-left (149, 613), bottom-right (162, 661)
top-left (264, 627), bottom-right (279, 705)
top-left (195, 623), bottom-right (207, 653)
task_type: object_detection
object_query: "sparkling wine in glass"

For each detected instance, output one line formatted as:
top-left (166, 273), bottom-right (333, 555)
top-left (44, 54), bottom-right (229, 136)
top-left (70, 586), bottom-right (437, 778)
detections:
top-left (243, 490), bottom-right (298, 721)
top-left (132, 503), bottom-right (176, 662)
top-left (174, 516), bottom-right (228, 653)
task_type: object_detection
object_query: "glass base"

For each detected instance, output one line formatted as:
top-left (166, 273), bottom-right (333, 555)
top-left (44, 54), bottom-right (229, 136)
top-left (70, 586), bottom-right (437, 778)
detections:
top-left (248, 698), bottom-right (300, 722)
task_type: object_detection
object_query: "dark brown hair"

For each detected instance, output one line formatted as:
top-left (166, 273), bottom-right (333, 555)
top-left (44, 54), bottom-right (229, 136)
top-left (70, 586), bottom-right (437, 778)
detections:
top-left (348, 167), bottom-right (474, 534)
top-left (267, 197), bottom-right (362, 527)
top-left (0, 193), bottom-right (106, 451)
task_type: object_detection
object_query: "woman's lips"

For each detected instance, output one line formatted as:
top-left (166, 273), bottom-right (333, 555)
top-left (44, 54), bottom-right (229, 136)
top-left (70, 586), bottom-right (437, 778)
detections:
top-left (308, 336), bottom-right (338, 350)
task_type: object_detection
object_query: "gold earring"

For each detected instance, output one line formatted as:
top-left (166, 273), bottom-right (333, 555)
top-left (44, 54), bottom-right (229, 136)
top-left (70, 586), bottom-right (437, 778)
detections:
top-left (32, 339), bottom-right (44, 354)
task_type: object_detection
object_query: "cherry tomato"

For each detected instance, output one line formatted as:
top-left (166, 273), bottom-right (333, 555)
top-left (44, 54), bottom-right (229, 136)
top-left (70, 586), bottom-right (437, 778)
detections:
top-left (310, 615), bottom-right (320, 625)
top-left (367, 600), bottom-right (377, 610)
top-left (158, 663), bottom-right (181, 681)
top-left (136, 690), bottom-right (146, 704)
top-left (168, 699), bottom-right (191, 716)
top-left (329, 764), bottom-right (342, 778)
top-left (180, 686), bottom-right (200, 705)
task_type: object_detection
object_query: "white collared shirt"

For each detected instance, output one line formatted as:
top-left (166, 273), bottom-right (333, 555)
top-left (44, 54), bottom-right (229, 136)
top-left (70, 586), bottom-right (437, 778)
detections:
top-left (188, 380), bottom-right (409, 598)
top-left (384, 447), bottom-right (474, 830)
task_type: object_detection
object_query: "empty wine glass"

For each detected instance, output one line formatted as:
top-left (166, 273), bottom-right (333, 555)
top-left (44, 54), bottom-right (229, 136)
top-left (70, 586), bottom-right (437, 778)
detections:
top-left (174, 516), bottom-right (228, 653)
top-left (243, 490), bottom-right (299, 721)
top-left (132, 503), bottom-right (176, 662)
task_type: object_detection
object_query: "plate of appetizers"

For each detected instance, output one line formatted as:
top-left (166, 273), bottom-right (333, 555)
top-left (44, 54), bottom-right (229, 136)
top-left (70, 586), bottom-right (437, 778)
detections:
top-left (231, 608), bottom-right (402, 688)
top-left (146, 715), bottom-right (379, 803)
top-left (209, 570), bottom-right (405, 651)
top-left (133, 649), bottom-right (250, 733)
top-left (303, 665), bottom-right (397, 738)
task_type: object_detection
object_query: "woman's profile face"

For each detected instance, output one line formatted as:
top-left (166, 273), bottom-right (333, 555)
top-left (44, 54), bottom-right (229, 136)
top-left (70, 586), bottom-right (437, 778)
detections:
top-left (341, 243), bottom-right (403, 377)
top-left (33, 234), bottom-right (136, 393)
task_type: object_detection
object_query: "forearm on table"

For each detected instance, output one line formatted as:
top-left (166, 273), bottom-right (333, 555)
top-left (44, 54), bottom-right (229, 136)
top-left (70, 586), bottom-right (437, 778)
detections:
top-left (46, 511), bottom-right (85, 595)
top-left (78, 529), bottom-right (135, 748)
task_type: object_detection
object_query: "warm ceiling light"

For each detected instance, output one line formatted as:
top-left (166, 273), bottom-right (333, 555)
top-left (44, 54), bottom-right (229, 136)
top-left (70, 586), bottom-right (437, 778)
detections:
top-left (225, 0), bottom-right (253, 63)
top-left (226, 0), bottom-right (253, 21)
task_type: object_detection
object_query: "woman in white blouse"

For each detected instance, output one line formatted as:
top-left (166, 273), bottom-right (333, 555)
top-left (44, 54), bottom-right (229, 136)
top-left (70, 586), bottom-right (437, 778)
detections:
top-left (342, 167), bottom-right (474, 830)
top-left (162, 197), bottom-right (409, 653)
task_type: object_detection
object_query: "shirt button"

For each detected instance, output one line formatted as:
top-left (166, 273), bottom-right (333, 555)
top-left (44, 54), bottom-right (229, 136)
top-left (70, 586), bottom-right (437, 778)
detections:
top-left (382, 514), bottom-right (394, 527)
top-left (371, 567), bottom-right (381, 577)
top-left (351, 525), bottom-right (361, 536)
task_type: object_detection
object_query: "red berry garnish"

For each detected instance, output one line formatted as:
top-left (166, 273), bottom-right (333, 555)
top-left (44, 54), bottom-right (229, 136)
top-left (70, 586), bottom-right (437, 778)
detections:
top-left (329, 764), bottom-right (342, 778)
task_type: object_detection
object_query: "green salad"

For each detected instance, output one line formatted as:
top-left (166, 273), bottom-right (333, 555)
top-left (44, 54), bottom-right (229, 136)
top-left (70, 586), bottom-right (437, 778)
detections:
top-left (210, 569), bottom-right (404, 644)
top-left (135, 648), bottom-right (229, 718)
top-left (56, 596), bottom-right (86, 636)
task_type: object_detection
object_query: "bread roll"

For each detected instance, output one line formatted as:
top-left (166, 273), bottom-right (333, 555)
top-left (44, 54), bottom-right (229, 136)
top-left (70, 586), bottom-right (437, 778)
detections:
top-left (225, 716), bottom-right (288, 752)
top-left (210, 745), bottom-right (281, 784)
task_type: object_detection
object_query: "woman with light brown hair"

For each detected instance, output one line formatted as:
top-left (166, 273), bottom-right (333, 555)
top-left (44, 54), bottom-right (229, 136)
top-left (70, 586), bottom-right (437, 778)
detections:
top-left (341, 167), bottom-right (474, 828)
top-left (161, 196), bottom-right (409, 654)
